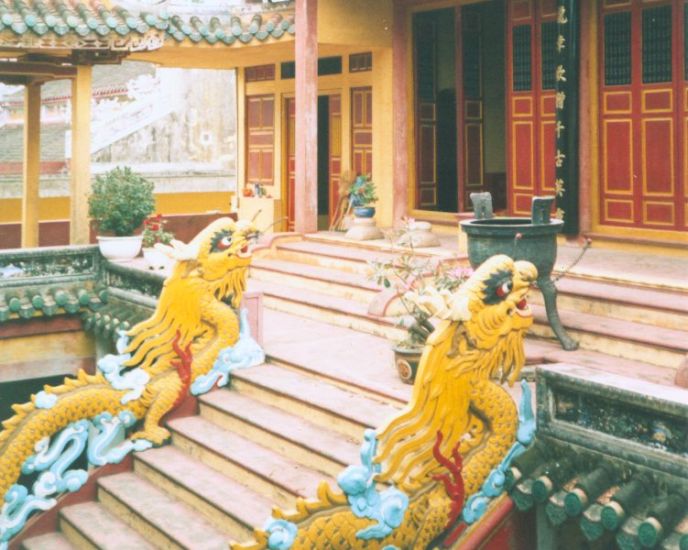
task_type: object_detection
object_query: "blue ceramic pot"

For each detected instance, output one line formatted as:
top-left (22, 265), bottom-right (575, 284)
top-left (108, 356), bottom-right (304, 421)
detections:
top-left (353, 206), bottom-right (375, 218)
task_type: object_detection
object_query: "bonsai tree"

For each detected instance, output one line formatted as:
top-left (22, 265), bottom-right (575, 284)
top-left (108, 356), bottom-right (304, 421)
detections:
top-left (88, 167), bottom-right (155, 236)
top-left (369, 221), bottom-right (472, 350)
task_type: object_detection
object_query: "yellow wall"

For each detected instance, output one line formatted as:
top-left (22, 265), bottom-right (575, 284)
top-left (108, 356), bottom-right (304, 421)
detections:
top-left (0, 331), bottom-right (94, 367)
top-left (156, 192), bottom-right (234, 215)
top-left (318, 0), bottom-right (393, 49)
top-left (372, 47), bottom-right (394, 228)
top-left (0, 197), bottom-right (70, 223)
top-left (0, 193), bottom-right (232, 224)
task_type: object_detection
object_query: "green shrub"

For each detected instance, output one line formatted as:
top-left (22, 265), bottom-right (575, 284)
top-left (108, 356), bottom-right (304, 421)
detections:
top-left (88, 167), bottom-right (155, 236)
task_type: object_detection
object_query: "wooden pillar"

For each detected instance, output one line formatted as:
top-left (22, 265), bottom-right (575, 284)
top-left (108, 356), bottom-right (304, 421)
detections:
top-left (578, 0), bottom-right (594, 234)
top-left (294, 0), bottom-right (318, 234)
top-left (69, 65), bottom-right (92, 244)
top-left (21, 82), bottom-right (42, 248)
top-left (392, 0), bottom-right (409, 225)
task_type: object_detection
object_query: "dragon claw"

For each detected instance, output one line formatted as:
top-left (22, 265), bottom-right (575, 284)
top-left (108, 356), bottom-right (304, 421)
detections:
top-left (130, 427), bottom-right (170, 446)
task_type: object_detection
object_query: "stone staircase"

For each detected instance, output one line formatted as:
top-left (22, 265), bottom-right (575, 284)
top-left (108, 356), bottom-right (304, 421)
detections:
top-left (251, 234), bottom-right (688, 376)
top-left (20, 310), bottom-right (407, 549)
top-left (528, 271), bottom-right (688, 372)
top-left (17, 233), bottom-right (688, 549)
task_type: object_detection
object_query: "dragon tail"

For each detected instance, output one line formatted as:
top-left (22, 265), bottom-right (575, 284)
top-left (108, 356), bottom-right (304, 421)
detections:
top-left (0, 369), bottom-right (144, 502)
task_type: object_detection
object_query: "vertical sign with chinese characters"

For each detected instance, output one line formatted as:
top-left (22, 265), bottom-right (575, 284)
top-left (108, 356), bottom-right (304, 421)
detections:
top-left (555, 0), bottom-right (579, 234)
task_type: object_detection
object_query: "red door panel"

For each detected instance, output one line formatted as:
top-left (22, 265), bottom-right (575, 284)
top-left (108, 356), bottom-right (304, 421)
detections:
top-left (599, 0), bottom-right (686, 230)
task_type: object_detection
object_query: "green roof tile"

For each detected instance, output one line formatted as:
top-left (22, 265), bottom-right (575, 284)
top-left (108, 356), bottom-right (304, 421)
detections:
top-left (0, 1), bottom-right (294, 48)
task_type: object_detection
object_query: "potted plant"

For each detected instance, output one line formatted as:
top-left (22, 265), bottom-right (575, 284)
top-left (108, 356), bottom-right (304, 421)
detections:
top-left (348, 175), bottom-right (378, 218)
top-left (88, 167), bottom-right (155, 261)
top-left (141, 214), bottom-right (175, 270)
top-left (369, 224), bottom-right (471, 383)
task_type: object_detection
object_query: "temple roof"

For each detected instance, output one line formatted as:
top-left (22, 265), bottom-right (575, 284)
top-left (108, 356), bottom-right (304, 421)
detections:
top-left (0, 0), bottom-right (295, 52)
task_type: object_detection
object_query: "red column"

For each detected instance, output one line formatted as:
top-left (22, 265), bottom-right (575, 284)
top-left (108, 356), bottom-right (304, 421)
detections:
top-left (392, 0), bottom-right (409, 225)
top-left (578, 0), bottom-right (592, 234)
top-left (295, 0), bottom-right (318, 234)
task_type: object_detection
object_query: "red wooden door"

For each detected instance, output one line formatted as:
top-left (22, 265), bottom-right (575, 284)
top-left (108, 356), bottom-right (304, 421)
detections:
top-left (246, 94), bottom-right (275, 186)
top-left (351, 87), bottom-right (373, 176)
top-left (599, 0), bottom-right (687, 231)
top-left (329, 95), bottom-right (342, 221)
top-left (285, 97), bottom-right (296, 231)
top-left (462, 7), bottom-right (485, 210)
top-left (284, 95), bottom-right (342, 230)
top-left (507, 0), bottom-right (558, 215)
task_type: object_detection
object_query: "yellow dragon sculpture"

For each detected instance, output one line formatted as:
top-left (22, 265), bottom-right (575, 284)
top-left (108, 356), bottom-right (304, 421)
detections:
top-left (235, 254), bottom-right (538, 550)
top-left (0, 218), bottom-right (258, 534)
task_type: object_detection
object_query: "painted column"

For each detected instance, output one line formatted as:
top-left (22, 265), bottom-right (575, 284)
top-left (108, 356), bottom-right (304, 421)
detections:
top-left (294, 0), bottom-right (318, 234)
top-left (392, 0), bottom-right (409, 225)
top-left (69, 65), bottom-right (92, 245)
top-left (577, 0), bottom-right (594, 234)
top-left (21, 82), bottom-right (42, 248)
top-left (554, 0), bottom-right (579, 235)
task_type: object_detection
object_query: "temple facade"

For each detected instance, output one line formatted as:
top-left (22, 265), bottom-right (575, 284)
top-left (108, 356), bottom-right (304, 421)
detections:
top-left (227, 0), bottom-right (688, 250)
top-left (2, 0), bottom-right (687, 251)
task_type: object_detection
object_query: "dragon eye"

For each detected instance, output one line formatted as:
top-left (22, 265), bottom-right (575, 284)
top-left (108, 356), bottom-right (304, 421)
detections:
top-left (495, 280), bottom-right (513, 298)
top-left (216, 235), bottom-right (232, 250)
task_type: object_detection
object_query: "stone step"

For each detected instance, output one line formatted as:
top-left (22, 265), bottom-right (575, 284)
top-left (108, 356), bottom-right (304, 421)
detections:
top-left (248, 279), bottom-right (405, 341)
top-left (166, 415), bottom-right (329, 509)
top-left (199, 390), bottom-right (362, 478)
top-left (250, 257), bottom-right (379, 304)
top-left (97, 472), bottom-right (230, 550)
top-left (531, 304), bottom-right (688, 370)
top-left (58, 501), bottom-right (156, 550)
top-left (303, 232), bottom-right (463, 260)
top-left (272, 237), bottom-right (464, 277)
top-left (524, 339), bottom-right (677, 386)
top-left (261, 309), bottom-right (410, 406)
top-left (21, 532), bottom-right (77, 550)
top-left (272, 239), bottom-right (403, 275)
top-left (231, 363), bottom-right (401, 440)
top-left (553, 246), bottom-right (688, 294)
top-left (529, 276), bottom-right (688, 330)
top-left (133, 444), bottom-right (274, 542)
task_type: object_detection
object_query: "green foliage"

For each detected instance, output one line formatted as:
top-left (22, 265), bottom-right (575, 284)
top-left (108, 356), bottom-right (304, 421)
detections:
top-left (88, 167), bottom-right (155, 236)
top-left (368, 219), bottom-right (473, 349)
top-left (348, 175), bottom-right (378, 207)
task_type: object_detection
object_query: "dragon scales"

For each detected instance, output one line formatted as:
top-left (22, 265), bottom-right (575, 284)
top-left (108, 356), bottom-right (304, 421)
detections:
top-left (0, 218), bottom-right (261, 546)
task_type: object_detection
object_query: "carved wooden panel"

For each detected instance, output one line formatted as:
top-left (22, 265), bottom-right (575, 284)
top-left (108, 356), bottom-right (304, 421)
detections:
top-left (329, 95), bottom-right (342, 221)
top-left (351, 87), bottom-right (373, 177)
top-left (286, 97), bottom-right (296, 231)
top-left (246, 94), bottom-right (275, 186)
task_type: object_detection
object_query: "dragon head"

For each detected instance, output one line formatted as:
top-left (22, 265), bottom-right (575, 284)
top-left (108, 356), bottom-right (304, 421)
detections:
top-left (157, 217), bottom-right (259, 308)
top-left (406, 254), bottom-right (537, 384)
top-left (125, 218), bottom-right (259, 369)
top-left (460, 255), bottom-right (537, 364)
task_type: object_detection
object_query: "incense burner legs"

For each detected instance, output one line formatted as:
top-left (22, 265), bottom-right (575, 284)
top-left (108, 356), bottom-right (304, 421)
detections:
top-left (537, 276), bottom-right (578, 351)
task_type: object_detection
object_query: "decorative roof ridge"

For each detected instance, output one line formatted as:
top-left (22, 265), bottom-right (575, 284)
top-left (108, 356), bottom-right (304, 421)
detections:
top-left (0, 0), bottom-right (294, 50)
